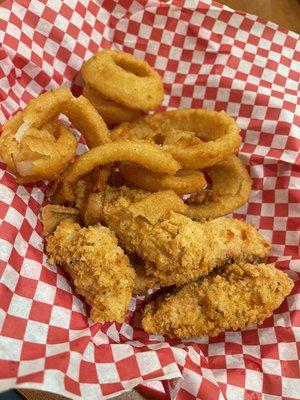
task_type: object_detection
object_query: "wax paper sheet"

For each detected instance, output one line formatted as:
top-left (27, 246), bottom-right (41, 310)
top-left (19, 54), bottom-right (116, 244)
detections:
top-left (0, 1), bottom-right (299, 399)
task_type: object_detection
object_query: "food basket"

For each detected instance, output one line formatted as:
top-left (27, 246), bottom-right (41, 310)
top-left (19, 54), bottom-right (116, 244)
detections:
top-left (0, 1), bottom-right (299, 399)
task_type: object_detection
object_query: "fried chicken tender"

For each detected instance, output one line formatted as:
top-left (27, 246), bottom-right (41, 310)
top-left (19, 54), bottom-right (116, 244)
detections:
top-left (46, 219), bottom-right (135, 323)
top-left (88, 186), bottom-right (271, 286)
top-left (142, 263), bottom-right (294, 338)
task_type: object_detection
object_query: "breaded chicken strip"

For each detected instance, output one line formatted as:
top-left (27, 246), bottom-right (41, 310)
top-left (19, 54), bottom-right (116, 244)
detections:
top-left (89, 186), bottom-right (271, 286)
top-left (46, 219), bottom-right (135, 323)
top-left (142, 263), bottom-right (294, 338)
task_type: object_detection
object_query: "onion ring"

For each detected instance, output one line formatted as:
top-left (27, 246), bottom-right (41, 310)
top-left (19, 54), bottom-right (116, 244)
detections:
top-left (120, 163), bottom-right (206, 195)
top-left (55, 141), bottom-right (180, 203)
top-left (13, 122), bottom-right (77, 183)
top-left (0, 88), bottom-right (78, 182)
top-left (66, 95), bottom-right (110, 147)
top-left (185, 155), bottom-right (252, 220)
top-left (0, 112), bottom-right (23, 171)
top-left (22, 87), bottom-right (72, 128)
top-left (83, 85), bottom-right (141, 127)
top-left (111, 109), bottom-right (241, 169)
top-left (81, 50), bottom-right (164, 110)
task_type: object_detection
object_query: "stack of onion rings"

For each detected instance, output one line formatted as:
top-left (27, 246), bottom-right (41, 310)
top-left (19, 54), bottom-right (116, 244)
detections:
top-left (54, 141), bottom-right (180, 203)
top-left (0, 50), bottom-right (252, 227)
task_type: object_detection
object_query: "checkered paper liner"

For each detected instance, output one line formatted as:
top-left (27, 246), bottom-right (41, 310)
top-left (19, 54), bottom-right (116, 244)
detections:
top-left (0, 0), bottom-right (299, 399)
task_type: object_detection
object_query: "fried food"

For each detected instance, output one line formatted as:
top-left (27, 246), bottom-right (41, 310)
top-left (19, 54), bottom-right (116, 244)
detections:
top-left (91, 165), bottom-right (111, 192)
top-left (111, 109), bottom-right (241, 169)
top-left (120, 163), bottom-right (206, 195)
top-left (0, 88), bottom-right (75, 180)
top-left (73, 166), bottom-right (110, 214)
top-left (94, 187), bottom-right (271, 286)
top-left (185, 155), bottom-right (252, 220)
top-left (66, 95), bottom-right (110, 147)
top-left (41, 204), bottom-right (80, 236)
top-left (0, 112), bottom-right (25, 172)
top-left (0, 118), bottom-right (77, 183)
top-left (83, 191), bottom-right (106, 226)
top-left (129, 254), bottom-right (161, 295)
top-left (142, 263), bottom-right (294, 338)
top-left (46, 219), bottom-right (135, 323)
top-left (0, 89), bottom-right (112, 183)
top-left (83, 85), bottom-right (141, 127)
top-left (2, 49), bottom-right (292, 341)
top-left (83, 186), bottom-right (148, 226)
top-left (16, 123), bottom-right (77, 183)
top-left (125, 189), bottom-right (187, 224)
top-left (73, 172), bottom-right (95, 212)
top-left (81, 50), bottom-right (164, 110)
top-left (0, 87), bottom-right (71, 172)
top-left (21, 87), bottom-right (72, 128)
top-left (55, 141), bottom-right (180, 202)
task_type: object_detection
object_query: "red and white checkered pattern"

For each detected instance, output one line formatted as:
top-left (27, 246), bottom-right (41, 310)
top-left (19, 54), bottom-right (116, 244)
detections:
top-left (0, 0), bottom-right (299, 399)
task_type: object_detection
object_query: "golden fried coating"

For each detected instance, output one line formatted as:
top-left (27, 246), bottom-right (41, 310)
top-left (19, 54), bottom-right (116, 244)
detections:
top-left (83, 85), bottom-right (141, 127)
top-left (54, 141), bottom-right (180, 203)
top-left (142, 263), bottom-right (294, 338)
top-left (81, 50), bottom-right (164, 110)
top-left (41, 204), bottom-right (80, 236)
top-left (0, 119), bottom-right (77, 182)
top-left (0, 88), bottom-right (78, 184)
top-left (120, 163), bottom-right (207, 195)
top-left (185, 155), bottom-right (252, 220)
top-left (65, 95), bottom-right (110, 147)
top-left (111, 109), bottom-right (241, 169)
top-left (0, 112), bottom-right (25, 171)
top-left (129, 254), bottom-right (160, 295)
top-left (89, 186), bottom-right (271, 286)
top-left (22, 87), bottom-right (72, 128)
top-left (83, 185), bottom-right (148, 226)
top-left (46, 219), bottom-right (135, 323)
top-left (72, 166), bottom-right (110, 214)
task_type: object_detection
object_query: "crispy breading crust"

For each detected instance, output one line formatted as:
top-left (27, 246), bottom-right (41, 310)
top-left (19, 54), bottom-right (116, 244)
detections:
top-left (46, 219), bottom-right (135, 323)
top-left (129, 255), bottom-right (161, 295)
top-left (99, 187), bottom-right (271, 286)
top-left (142, 263), bottom-right (294, 338)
